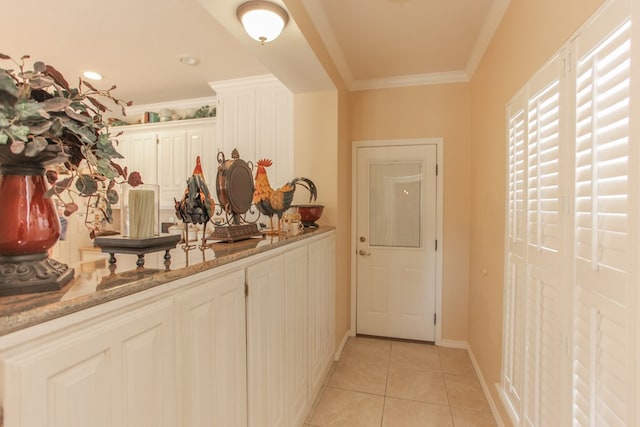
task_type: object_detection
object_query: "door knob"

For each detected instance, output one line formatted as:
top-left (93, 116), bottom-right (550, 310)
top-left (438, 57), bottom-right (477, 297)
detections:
top-left (358, 249), bottom-right (371, 256)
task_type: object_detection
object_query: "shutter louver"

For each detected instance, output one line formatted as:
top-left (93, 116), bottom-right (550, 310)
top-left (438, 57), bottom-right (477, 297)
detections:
top-left (510, 103), bottom-right (528, 247)
top-left (573, 16), bottom-right (631, 427)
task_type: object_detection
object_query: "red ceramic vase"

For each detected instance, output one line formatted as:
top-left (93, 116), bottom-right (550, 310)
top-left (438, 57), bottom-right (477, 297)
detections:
top-left (0, 165), bottom-right (60, 256)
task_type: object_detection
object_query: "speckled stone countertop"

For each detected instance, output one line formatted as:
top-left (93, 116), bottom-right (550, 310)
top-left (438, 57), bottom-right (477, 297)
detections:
top-left (0, 226), bottom-right (334, 337)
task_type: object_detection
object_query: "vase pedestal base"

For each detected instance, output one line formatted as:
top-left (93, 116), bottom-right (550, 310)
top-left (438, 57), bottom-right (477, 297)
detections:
top-left (0, 253), bottom-right (74, 297)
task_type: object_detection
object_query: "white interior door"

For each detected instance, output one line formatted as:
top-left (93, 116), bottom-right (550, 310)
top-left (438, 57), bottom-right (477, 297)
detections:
top-left (356, 144), bottom-right (438, 341)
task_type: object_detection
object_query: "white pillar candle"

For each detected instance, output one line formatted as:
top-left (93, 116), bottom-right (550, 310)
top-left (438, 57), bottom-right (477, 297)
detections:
top-left (129, 189), bottom-right (155, 238)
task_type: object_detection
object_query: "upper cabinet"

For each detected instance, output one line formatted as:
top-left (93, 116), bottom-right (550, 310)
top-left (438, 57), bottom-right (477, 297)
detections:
top-left (210, 75), bottom-right (293, 187)
top-left (115, 118), bottom-right (218, 209)
top-left (112, 75), bottom-right (295, 212)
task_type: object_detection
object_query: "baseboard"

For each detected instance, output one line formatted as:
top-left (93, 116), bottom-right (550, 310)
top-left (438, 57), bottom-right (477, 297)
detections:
top-left (466, 346), bottom-right (506, 427)
top-left (334, 329), bottom-right (352, 361)
top-left (437, 339), bottom-right (469, 349)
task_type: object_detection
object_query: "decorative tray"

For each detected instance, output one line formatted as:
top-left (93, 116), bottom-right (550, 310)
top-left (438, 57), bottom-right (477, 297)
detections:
top-left (94, 234), bottom-right (181, 270)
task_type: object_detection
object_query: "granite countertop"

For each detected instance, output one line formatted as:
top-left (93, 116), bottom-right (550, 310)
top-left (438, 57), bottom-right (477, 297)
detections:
top-left (0, 226), bottom-right (334, 337)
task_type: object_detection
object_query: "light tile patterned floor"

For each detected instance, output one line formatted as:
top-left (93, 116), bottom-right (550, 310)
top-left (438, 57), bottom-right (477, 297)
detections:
top-left (304, 337), bottom-right (497, 427)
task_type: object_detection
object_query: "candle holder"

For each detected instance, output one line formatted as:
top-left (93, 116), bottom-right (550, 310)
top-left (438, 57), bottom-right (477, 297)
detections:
top-left (120, 184), bottom-right (160, 238)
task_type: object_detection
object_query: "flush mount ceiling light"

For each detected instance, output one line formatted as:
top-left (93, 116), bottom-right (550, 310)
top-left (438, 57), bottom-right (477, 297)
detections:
top-left (236, 1), bottom-right (289, 44)
top-left (82, 71), bottom-right (102, 80)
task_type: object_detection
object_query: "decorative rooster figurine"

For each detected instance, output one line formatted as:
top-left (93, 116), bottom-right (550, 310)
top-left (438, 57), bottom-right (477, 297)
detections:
top-left (174, 156), bottom-right (215, 225)
top-left (253, 159), bottom-right (317, 233)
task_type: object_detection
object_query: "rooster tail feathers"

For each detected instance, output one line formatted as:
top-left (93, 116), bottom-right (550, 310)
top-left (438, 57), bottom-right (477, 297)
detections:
top-left (290, 177), bottom-right (317, 202)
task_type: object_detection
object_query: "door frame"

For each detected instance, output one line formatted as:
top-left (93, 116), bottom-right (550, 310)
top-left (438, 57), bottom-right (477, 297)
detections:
top-left (350, 138), bottom-right (444, 344)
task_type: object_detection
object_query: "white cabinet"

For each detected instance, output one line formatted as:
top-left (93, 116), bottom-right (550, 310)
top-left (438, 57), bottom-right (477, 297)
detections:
top-left (0, 231), bottom-right (336, 427)
top-left (284, 246), bottom-right (309, 427)
top-left (246, 255), bottom-right (286, 427)
top-left (176, 269), bottom-right (247, 427)
top-left (116, 118), bottom-right (217, 209)
top-left (116, 131), bottom-right (158, 185)
top-left (308, 234), bottom-right (336, 397)
top-left (185, 122), bottom-right (218, 187)
top-left (157, 130), bottom-right (187, 205)
top-left (157, 121), bottom-right (218, 207)
top-left (210, 75), bottom-right (293, 187)
top-left (246, 234), bottom-right (335, 427)
top-left (3, 299), bottom-right (176, 427)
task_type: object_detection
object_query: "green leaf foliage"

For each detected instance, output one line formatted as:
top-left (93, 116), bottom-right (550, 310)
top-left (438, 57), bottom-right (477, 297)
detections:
top-left (106, 188), bottom-right (119, 204)
top-left (42, 97), bottom-right (71, 112)
top-left (75, 174), bottom-right (98, 196)
top-left (14, 100), bottom-right (42, 120)
top-left (24, 136), bottom-right (47, 157)
top-left (96, 158), bottom-right (118, 179)
top-left (0, 69), bottom-right (18, 98)
top-left (8, 124), bottom-right (29, 141)
top-left (96, 133), bottom-right (123, 160)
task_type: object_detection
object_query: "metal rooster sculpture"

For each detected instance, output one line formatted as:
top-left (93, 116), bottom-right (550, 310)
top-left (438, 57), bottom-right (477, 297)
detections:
top-left (174, 156), bottom-right (215, 226)
top-left (253, 159), bottom-right (317, 233)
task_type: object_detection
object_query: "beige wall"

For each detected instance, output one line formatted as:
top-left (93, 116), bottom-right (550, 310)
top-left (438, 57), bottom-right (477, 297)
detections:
top-left (468, 0), bottom-right (606, 423)
top-left (286, 0), bottom-right (353, 350)
top-left (350, 84), bottom-right (472, 341)
top-left (292, 92), bottom-right (352, 350)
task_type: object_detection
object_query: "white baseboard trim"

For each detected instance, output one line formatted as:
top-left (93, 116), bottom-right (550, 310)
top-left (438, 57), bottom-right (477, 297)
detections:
top-left (437, 339), bottom-right (469, 349)
top-left (497, 383), bottom-right (519, 426)
top-left (466, 346), bottom-right (506, 427)
top-left (334, 329), bottom-right (352, 361)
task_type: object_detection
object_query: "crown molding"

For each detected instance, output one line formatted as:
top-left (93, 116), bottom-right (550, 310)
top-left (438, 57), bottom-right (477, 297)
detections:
top-left (208, 74), bottom-right (287, 93)
top-left (350, 70), bottom-right (469, 91)
top-left (465, 0), bottom-right (511, 79)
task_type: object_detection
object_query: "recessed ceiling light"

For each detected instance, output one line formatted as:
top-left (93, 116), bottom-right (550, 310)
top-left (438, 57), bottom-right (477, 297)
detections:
top-left (178, 55), bottom-right (200, 66)
top-left (83, 71), bottom-right (102, 80)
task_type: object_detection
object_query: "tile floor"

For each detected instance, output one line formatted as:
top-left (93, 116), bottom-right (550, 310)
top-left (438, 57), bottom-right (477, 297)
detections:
top-left (304, 337), bottom-right (497, 427)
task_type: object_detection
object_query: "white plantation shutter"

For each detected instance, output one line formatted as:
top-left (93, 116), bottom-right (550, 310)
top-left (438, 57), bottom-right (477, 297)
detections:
top-left (524, 53), bottom-right (565, 427)
top-left (503, 92), bottom-right (527, 421)
top-left (501, 1), bottom-right (636, 425)
top-left (572, 7), bottom-right (632, 426)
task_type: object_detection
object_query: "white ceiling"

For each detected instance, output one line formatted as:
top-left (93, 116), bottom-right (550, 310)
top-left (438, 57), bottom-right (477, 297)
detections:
top-left (0, 0), bottom-right (508, 107)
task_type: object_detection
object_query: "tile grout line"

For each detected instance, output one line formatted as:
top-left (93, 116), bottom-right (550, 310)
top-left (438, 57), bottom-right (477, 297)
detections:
top-left (438, 346), bottom-right (458, 426)
top-left (380, 340), bottom-right (393, 427)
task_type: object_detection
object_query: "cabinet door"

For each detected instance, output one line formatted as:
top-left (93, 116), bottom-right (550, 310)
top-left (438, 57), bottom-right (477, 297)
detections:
top-left (284, 246), bottom-right (309, 427)
top-left (246, 255), bottom-right (286, 427)
top-left (216, 91), bottom-right (256, 165)
top-left (186, 123), bottom-right (218, 187)
top-left (157, 130), bottom-right (187, 208)
top-left (176, 270), bottom-right (247, 427)
top-left (308, 235), bottom-right (336, 397)
top-left (111, 131), bottom-right (158, 212)
top-left (212, 77), bottom-right (293, 187)
top-left (125, 132), bottom-right (158, 185)
top-left (3, 299), bottom-right (176, 427)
